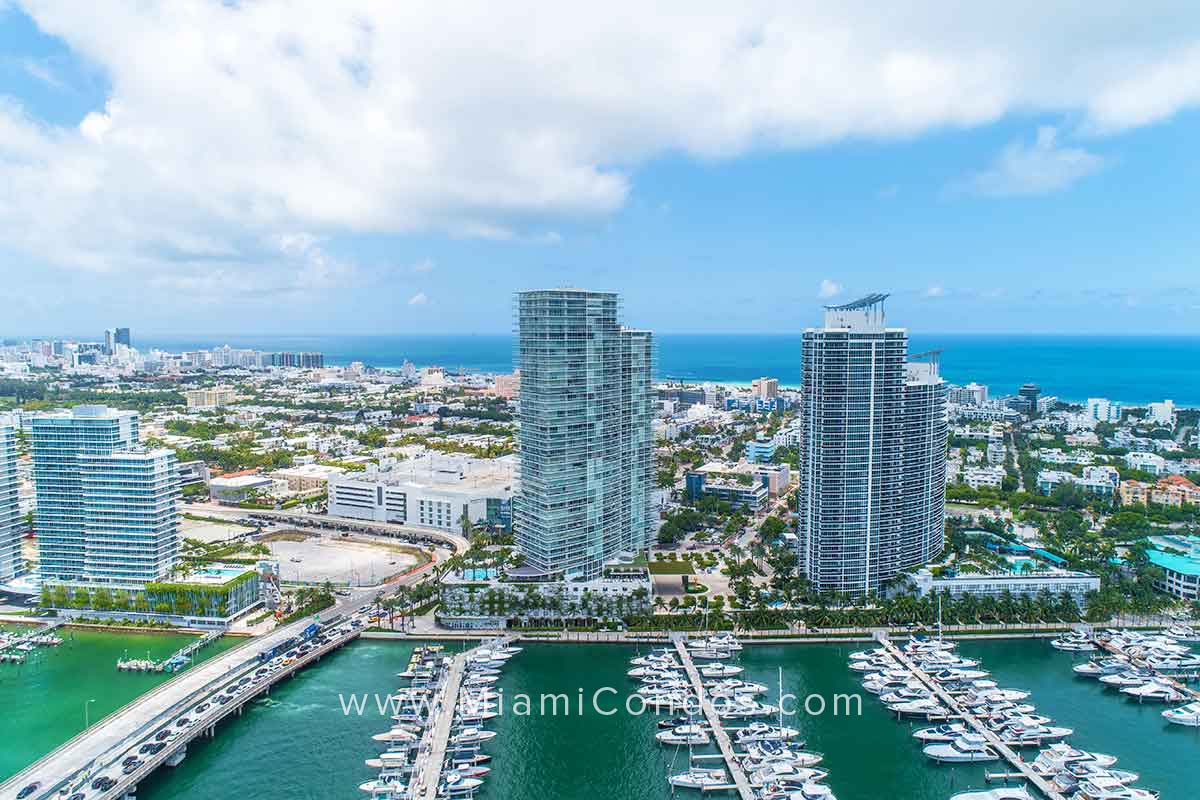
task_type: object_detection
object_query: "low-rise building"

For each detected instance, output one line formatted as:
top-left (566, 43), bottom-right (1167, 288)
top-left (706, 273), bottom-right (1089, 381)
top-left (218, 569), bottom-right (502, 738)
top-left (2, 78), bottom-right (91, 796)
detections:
top-left (183, 386), bottom-right (236, 409)
top-left (1145, 538), bottom-right (1200, 600)
top-left (209, 473), bottom-right (284, 505)
top-left (271, 463), bottom-right (346, 492)
top-left (745, 438), bottom-right (778, 463)
top-left (958, 466), bottom-right (1005, 490)
top-left (1119, 475), bottom-right (1200, 508)
top-left (1125, 451), bottom-right (1167, 476)
top-left (327, 453), bottom-right (515, 531)
top-left (685, 471), bottom-right (767, 510)
top-left (904, 567), bottom-right (1099, 606)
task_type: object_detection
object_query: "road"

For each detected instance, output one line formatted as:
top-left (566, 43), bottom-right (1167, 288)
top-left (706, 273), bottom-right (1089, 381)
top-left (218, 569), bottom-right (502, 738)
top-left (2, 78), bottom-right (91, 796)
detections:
top-left (1, 588), bottom-right (378, 799)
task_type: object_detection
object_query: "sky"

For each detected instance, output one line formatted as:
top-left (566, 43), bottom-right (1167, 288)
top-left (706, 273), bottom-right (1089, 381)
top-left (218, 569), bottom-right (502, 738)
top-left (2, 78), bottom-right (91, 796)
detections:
top-left (1, 2), bottom-right (1199, 337)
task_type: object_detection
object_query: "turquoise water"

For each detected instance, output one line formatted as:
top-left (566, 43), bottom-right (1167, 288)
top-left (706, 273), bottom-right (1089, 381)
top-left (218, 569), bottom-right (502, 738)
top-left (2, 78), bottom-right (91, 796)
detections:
top-left (129, 638), bottom-right (1198, 800)
top-left (139, 334), bottom-right (1200, 405)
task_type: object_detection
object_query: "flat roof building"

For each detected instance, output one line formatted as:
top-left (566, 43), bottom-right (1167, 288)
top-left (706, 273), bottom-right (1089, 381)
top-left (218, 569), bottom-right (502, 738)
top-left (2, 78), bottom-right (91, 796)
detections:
top-left (0, 416), bottom-right (21, 581)
top-left (31, 406), bottom-right (180, 585)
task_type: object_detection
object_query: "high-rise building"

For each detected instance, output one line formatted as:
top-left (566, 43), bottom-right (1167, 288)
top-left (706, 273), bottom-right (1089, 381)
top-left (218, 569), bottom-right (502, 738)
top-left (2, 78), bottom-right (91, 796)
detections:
top-left (1018, 383), bottom-right (1041, 416)
top-left (0, 416), bottom-right (21, 582)
top-left (751, 377), bottom-right (779, 400)
top-left (796, 294), bottom-right (948, 597)
top-left (31, 406), bottom-right (179, 585)
top-left (103, 328), bottom-right (116, 355)
top-left (513, 289), bottom-right (653, 579)
top-left (114, 327), bottom-right (131, 348)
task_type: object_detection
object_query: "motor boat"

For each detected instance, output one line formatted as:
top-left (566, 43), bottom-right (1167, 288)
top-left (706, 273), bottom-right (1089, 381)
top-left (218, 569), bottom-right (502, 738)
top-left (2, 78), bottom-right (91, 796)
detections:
top-left (714, 698), bottom-right (779, 719)
top-left (1030, 744), bottom-right (1118, 777)
top-left (1145, 654), bottom-right (1200, 671)
top-left (760, 781), bottom-right (837, 800)
top-left (1074, 658), bottom-right (1128, 678)
top-left (708, 679), bottom-right (769, 697)
top-left (1100, 670), bottom-right (1155, 688)
top-left (949, 789), bottom-right (1035, 800)
top-left (691, 633), bottom-right (743, 651)
top-left (1120, 680), bottom-right (1187, 703)
top-left (848, 648), bottom-right (891, 661)
top-left (931, 668), bottom-right (991, 683)
top-left (1165, 625), bottom-right (1199, 642)
top-left (1162, 701), bottom-right (1200, 727)
top-left (890, 698), bottom-right (949, 718)
top-left (1053, 764), bottom-right (1140, 794)
top-left (963, 688), bottom-right (1031, 705)
top-left (903, 636), bottom-right (956, 654)
top-left (438, 771), bottom-right (484, 796)
top-left (912, 723), bottom-right (971, 743)
top-left (863, 677), bottom-right (922, 696)
top-left (656, 724), bottom-right (710, 746)
top-left (690, 647), bottom-right (734, 660)
top-left (849, 657), bottom-right (898, 673)
top-left (449, 727), bottom-right (496, 746)
top-left (1074, 775), bottom-right (1159, 799)
top-left (372, 727), bottom-right (419, 743)
top-left (991, 719), bottom-right (1073, 745)
top-left (747, 763), bottom-right (828, 788)
top-left (359, 778), bottom-right (408, 798)
top-left (880, 687), bottom-right (931, 706)
top-left (1051, 633), bottom-right (1096, 652)
top-left (740, 744), bottom-right (823, 769)
top-left (700, 662), bottom-right (744, 678)
top-left (658, 715), bottom-right (690, 729)
top-left (733, 722), bottom-right (802, 743)
top-left (667, 767), bottom-right (729, 789)
top-left (923, 733), bottom-right (999, 763)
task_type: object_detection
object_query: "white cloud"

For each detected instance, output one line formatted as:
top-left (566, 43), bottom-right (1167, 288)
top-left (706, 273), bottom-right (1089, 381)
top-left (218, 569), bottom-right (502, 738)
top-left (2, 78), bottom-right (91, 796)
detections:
top-left (959, 127), bottom-right (1105, 197)
top-left (408, 258), bottom-right (435, 274)
top-left (408, 291), bottom-right (429, 306)
top-left (21, 58), bottom-right (64, 90)
top-left (1, 3), bottom-right (1199, 286)
top-left (925, 285), bottom-right (946, 297)
top-left (818, 279), bottom-right (843, 299)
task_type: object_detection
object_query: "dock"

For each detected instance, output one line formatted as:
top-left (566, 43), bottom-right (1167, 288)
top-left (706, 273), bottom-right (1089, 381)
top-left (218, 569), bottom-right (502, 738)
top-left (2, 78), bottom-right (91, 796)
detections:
top-left (878, 636), bottom-right (1067, 800)
top-left (117, 629), bottom-right (224, 672)
top-left (672, 634), bottom-right (755, 800)
top-left (1094, 636), bottom-right (1200, 701)
top-left (410, 636), bottom-right (511, 800)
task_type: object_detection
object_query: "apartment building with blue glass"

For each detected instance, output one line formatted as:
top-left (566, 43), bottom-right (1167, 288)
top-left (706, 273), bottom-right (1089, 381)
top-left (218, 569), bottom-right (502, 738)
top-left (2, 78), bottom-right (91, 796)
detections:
top-left (31, 405), bottom-right (180, 585)
top-left (0, 416), bottom-right (21, 582)
top-left (514, 289), bottom-right (654, 579)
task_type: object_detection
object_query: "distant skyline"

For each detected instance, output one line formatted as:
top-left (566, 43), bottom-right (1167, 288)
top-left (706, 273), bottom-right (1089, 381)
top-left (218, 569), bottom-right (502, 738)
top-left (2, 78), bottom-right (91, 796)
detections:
top-left (2, 4), bottom-right (1199, 334)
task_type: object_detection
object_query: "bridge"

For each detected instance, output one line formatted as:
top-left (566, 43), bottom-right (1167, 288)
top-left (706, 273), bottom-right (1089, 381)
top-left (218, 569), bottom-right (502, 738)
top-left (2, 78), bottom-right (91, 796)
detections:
top-left (1, 594), bottom-right (374, 800)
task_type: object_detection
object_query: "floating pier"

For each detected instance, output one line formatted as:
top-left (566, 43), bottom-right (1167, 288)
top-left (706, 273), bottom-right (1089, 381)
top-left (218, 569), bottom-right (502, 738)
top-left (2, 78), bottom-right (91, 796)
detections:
top-left (878, 636), bottom-right (1067, 800)
top-left (672, 634), bottom-right (755, 800)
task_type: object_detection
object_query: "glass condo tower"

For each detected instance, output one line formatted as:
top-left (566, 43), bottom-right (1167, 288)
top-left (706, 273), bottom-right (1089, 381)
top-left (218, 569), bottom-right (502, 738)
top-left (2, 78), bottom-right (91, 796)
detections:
top-left (514, 289), bottom-right (654, 579)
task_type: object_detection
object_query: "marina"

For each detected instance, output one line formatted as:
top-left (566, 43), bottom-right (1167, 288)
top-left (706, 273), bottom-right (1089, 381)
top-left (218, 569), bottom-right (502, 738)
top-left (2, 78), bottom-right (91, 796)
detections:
top-left (0, 621), bottom-right (65, 664)
top-left (2, 637), bottom-right (1197, 799)
top-left (116, 630), bottom-right (224, 673)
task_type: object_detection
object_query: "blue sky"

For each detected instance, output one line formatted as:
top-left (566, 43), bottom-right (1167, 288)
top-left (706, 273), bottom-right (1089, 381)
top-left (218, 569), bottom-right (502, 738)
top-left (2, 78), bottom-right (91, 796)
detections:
top-left (1, 3), bottom-right (1199, 337)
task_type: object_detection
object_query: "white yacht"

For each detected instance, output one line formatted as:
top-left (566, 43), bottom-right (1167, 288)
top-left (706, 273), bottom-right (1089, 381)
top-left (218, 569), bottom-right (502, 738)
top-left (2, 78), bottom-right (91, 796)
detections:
top-left (848, 657), bottom-right (898, 673)
top-left (1120, 680), bottom-right (1187, 703)
top-left (656, 724), bottom-right (710, 746)
top-left (991, 719), bottom-right (1073, 745)
top-left (949, 789), bottom-right (1034, 800)
top-left (1074, 775), bottom-right (1159, 800)
top-left (438, 771), bottom-right (484, 796)
top-left (1165, 625), bottom-right (1199, 642)
top-left (1074, 658), bottom-right (1128, 678)
top-left (707, 679), bottom-right (769, 697)
top-left (733, 722), bottom-right (802, 743)
top-left (848, 648), bottom-right (890, 661)
top-left (699, 662), bottom-right (744, 678)
top-left (667, 767), bottom-right (729, 789)
top-left (880, 686), bottom-right (932, 706)
top-left (747, 763), bottom-right (828, 788)
top-left (689, 647), bottom-right (733, 660)
top-left (931, 667), bottom-right (991, 682)
top-left (761, 781), bottom-right (837, 800)
top-left (1162, 701), bottom-right (1200, 727)
top-left (1051, 633), bottom-right (1096, 652)
top-left (912, 723), bottom-right (970, 743)
top-left (740, 746), bottom-right (823, 769)
top-left (1099, 670), bottom-right (1154, 689)
top-left (963, 688), bottom-right (1031, 704)
top-left (1146, 653), bottom-right (1200, 670)
top-left (372, 727), bottom-right (419, 743)
top-left (923, 733), bottom-right (999, 763)
top-left (890, 698), bottom-right (949, 718)
top-left (1030, 744), bottom-right (1118, 777)
top-left (714, 698), bottom-right (779, 719)
top-left (449, 727), bottom-right (497, 746)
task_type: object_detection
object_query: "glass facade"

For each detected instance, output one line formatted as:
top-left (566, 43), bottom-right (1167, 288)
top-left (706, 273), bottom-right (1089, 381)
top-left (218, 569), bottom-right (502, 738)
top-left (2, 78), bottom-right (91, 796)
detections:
top-left (514, 290), bottom-right (654, 579)
top-left (0, 417), bottom-right (21, 581)
top-left (796, 298), bottom-right (947, 596)
top-left (31, 405), bottom-right (180, 585)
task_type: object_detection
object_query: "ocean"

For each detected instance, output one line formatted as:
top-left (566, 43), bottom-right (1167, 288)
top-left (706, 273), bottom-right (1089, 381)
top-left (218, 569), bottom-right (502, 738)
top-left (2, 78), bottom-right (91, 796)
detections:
top-left (138, 333), bottom-right (1200, 407)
